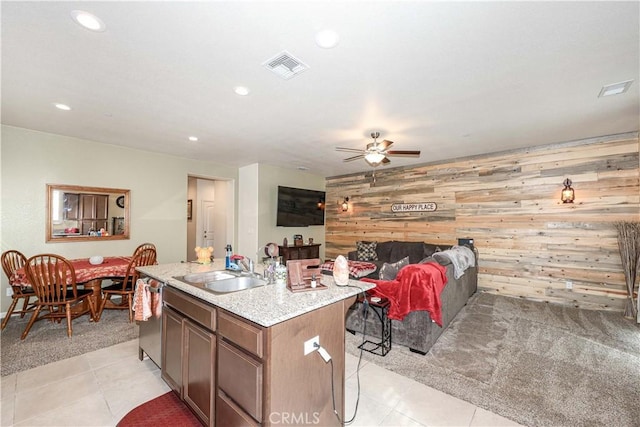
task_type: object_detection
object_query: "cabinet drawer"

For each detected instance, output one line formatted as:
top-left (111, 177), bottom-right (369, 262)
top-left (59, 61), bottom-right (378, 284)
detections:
top-left (164, 287), bottom-right (216, 331)
top-left (217, 311), bottom-right (263, 358)
top-left (218, 340), bottom-right (262, 422)
top-left (216, 390), bottom-right (259, 427)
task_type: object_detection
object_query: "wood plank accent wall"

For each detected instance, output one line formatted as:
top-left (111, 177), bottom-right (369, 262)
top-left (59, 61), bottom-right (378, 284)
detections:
top-left (325, 133), bottom-right (640, 311)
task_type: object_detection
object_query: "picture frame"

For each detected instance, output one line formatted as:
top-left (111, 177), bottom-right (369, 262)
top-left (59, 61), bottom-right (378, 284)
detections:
top-left (187, 199), bottom-right (193, 220)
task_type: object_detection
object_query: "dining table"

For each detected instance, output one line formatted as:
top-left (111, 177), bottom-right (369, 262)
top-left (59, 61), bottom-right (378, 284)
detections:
top-left (10, 256), bottom-right (132, 319)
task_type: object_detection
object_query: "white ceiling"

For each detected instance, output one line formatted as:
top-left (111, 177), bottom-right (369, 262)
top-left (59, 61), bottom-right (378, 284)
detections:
top-left (2, 1), bottom-right (638, 177)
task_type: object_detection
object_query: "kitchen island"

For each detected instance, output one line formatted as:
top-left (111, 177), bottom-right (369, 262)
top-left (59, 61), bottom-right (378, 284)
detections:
top-left (137, 260), bottom-right (374, 427)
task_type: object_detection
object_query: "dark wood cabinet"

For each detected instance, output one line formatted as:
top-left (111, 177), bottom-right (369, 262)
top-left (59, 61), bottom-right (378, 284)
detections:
top-left (278, 244), bottom-right (321, 262)
top-left (184, 319), bottom-right (216, 426)
top-left (162, 306), bottom-right (184, 393)
top-left (162, 285), bottom-right (349, 426)
top-left (80, 194), bottom-right (108, 220)
top-left (162, 287), bottom-right (216, 427)
top-left (79, 194), bottom-right (109, 234)
top-left (216, 311), bottom-right (264, 424)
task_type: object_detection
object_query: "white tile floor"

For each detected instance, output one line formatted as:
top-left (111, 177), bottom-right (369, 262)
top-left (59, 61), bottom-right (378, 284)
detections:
top-left (1, 339), bottom-right (522, 426)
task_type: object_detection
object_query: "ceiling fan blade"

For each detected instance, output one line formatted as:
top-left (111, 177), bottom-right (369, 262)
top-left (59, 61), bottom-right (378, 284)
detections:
top-left (336, 147), bottom-right (365, 153)
top-left (378, 139), bottom-right (394, 150)
top-left (382, 157), bottom-right (391, 164)
top-left (386, 150), bottom-right (421, 157)
top-left (343, 154), bottom-right (365, 162)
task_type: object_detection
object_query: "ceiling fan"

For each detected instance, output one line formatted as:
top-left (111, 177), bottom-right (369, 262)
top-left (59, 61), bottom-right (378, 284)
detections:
top-left (336, 132), bottom-right (421, 167)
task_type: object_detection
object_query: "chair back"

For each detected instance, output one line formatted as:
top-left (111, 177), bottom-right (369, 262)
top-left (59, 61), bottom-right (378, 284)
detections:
top-left (25, 254), bottom-right (78, 304)
top-left (121, 247), bottom-right (157, 291)
top-left (1, 250), bottom-right (27, 281)
top-left (133, 243), bottom-right (156, 258)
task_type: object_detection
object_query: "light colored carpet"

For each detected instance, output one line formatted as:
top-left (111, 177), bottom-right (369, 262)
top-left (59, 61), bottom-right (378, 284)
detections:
top-left (346, 292), bottom-right (640, 427)
top-left (1, 309), bottom-right (139, 377)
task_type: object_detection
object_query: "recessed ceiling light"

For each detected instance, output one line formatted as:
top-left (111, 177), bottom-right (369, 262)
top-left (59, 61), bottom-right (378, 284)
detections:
top-left (54, 103), bottom-right (71, 111)
top-left (315, 30), bottom-right (339, 48)
top-left (188, 136), bottom-right (198, 142)
top-left (598, 80), bottom-right (633, 97)
top-left (234, 86), bottom-right (250, 96)
top-left (297, 166), bottom-right (309, 171)
top-left (71, 10), bottom-right (106, 32)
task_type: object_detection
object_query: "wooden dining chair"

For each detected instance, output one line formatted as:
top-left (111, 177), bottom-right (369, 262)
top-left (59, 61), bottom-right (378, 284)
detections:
top-left (1, 250), bottom-right (37, 330)
top-left (98, 247), bottom-right (157, 322)
top-left (104, 243), bottom-right (157, 285)
top-left (133, 243), bottom-right (156, 257)
top-left (22, 254), bottom-right (97, 339)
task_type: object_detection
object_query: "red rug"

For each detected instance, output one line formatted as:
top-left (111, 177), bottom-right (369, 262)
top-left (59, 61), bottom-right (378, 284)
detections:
top-left (117, 391), bottom-right (202, 426)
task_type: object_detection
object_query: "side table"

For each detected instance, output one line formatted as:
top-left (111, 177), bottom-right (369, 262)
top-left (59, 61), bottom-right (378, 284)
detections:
top-left (358, 296), bottom-right (392, 356)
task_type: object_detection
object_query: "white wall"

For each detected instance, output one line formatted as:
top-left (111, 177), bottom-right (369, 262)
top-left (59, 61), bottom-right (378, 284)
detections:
top-left (237, 164), bottom-right (259, 258)
top-left (1, 125), bottom-right (238, 312)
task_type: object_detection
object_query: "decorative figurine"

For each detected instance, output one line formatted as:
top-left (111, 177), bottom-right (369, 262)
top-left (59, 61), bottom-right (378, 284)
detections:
top-left (195, 246), bottom-right (214, 264)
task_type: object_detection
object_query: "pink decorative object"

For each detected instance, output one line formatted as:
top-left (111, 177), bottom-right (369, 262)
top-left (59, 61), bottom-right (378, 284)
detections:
top-left (333, 255), bottom-right (349, 286)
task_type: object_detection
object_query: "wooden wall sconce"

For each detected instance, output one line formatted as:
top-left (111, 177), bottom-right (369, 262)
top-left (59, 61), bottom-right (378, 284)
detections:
top-left (561, 178), bottom-right (575, 203)
top-left (341, 197), bottom-right (349, 212)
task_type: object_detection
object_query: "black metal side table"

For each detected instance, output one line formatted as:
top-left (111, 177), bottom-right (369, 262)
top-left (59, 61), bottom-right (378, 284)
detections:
top-left (358, 296), bottom-right (392, 356)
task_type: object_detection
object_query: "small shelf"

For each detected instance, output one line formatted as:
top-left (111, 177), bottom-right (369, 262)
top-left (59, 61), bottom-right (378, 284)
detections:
top-left (278, 244), bottom-right (321, 262)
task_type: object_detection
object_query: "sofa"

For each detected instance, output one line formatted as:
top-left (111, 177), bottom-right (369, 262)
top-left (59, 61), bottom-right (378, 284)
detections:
top-left (345, 240), bottom-right (477, 355)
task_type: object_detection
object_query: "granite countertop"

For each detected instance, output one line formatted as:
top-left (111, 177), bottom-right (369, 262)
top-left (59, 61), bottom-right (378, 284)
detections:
top-left (136, 259), bottom-right (374, 327)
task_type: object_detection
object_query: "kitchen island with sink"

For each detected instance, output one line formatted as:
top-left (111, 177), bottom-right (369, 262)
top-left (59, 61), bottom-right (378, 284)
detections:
top-left (137, 259), bottom-right (374, 427)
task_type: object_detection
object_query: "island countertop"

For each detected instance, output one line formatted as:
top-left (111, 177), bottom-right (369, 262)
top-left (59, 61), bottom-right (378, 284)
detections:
top-left (137, 259), bottom-right (374, 327)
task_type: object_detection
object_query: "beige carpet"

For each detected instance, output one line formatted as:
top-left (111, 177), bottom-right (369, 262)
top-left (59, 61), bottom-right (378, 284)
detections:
top-left (346, 292), bottom-right (640, 427)
top-left (1, 310), bottom-right (138, 377)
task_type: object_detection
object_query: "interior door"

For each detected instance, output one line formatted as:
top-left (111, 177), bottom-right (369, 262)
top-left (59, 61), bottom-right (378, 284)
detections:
top-left (203, 201), bottom-right (216, 250)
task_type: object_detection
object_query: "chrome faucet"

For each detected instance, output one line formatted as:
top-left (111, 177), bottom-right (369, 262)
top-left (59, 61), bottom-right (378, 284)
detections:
top-left (239, 257), bottom-right (256, 276)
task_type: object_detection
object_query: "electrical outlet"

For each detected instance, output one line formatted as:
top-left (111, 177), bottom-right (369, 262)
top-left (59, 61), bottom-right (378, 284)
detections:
top-left (304, 335), bottom-right (319, 355)
top-left (6, 288), bottom-right (13, 297)
top-left (565, 281), bottom-right (573, 290)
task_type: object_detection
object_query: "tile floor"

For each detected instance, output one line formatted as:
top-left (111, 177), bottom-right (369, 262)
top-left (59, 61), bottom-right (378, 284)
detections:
top-left (1, 339), bottom-right (522, 426)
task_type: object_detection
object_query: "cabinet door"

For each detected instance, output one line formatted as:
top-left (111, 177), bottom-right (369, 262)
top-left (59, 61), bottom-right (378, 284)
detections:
top-left (161, 306), bottom-right (183, 394)
top-left (183, 319), bottom-right (216, 427)
top-left (309, 245), bottom-right (320, 258)
top-left (63, 193), bottom-right (79, 220)
top-left (289, 248), bottom-right (302, 260)
top-left (95, 195), bottom-right (108, 220)
top-left (217, 390), bottom-right (259, 427)
top-left (218, 340), bottom-right (262, 422)
top-left (79, 194), bottom-right (109, 220)
top-left (80, 195), bottom-right (95, 220)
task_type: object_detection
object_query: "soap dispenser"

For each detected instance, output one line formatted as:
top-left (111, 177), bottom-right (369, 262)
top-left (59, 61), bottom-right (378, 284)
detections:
top-left (275, 261), bottom-right (287, 287)
top-left (225, 244), bottom-right (232, 268)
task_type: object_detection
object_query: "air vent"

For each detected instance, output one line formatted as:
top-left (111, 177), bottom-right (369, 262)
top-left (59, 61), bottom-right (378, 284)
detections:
top-left (262, 51), bottom-right (309, 80)
top-left (598, 80), bottom-right (633, 97)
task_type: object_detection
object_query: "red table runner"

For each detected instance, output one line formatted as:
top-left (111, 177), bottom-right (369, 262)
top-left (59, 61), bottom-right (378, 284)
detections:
top-left (11, 256), bottom-right (131, 285)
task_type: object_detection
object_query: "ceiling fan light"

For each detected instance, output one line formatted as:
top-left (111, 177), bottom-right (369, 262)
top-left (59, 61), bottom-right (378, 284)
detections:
top-left (364, 152), bottom-right (385, 166)
top-left (71, 10), bottom-right (106, 32)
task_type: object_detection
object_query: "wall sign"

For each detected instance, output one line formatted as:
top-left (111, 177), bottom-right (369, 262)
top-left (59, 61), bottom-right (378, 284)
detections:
top-left (391, 202), bottom-right (437, 213)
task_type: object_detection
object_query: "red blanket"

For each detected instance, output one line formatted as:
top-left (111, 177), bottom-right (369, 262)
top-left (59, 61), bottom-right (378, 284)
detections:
top-left (362, 262), bottom-right (448, 326)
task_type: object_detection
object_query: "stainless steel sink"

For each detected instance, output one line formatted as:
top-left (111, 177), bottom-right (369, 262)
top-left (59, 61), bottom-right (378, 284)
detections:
top-left (181, 270), bottom-right (237, 283)
top-left (203, 276), bottom-right (266, 293)
top-left (173, 270), bottom-right (267, 294)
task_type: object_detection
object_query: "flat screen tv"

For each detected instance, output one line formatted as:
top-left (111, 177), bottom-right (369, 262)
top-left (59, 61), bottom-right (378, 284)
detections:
top-left (277, 186), bottom-right (325, 227)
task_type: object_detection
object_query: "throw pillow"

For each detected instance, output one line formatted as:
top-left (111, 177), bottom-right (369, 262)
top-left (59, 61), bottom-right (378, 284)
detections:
top-left (379, 256), bottom-right (409, 280)
top-left (419, 256), bottom-right (436, 264)
top-left (356, 241), bottom-right (378, 261)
